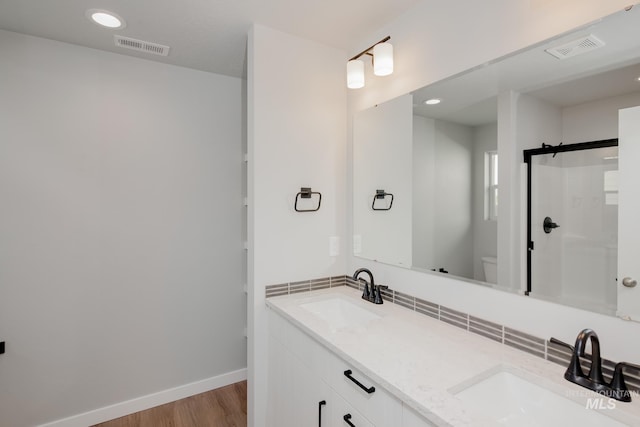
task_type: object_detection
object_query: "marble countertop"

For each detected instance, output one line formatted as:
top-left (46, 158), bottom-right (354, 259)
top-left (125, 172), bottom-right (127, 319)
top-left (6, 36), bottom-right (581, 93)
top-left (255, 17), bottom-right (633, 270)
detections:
top-left (266, 286), bottom-right (640, 427)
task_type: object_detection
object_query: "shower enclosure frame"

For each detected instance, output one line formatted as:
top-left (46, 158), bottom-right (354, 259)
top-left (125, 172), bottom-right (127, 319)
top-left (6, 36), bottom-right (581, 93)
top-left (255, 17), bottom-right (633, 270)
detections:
top-left (523, 138), bottom-right (618, 295)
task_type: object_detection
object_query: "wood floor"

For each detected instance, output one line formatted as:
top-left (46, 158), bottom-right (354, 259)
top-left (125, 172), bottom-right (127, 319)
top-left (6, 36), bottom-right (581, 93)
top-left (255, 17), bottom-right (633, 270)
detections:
top-left (92, 381), bottom-right (247, 427)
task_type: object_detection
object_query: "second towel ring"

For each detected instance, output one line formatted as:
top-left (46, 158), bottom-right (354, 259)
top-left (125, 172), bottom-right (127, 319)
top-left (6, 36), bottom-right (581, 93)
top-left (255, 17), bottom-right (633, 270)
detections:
top-left (372, 189), bottom-right (393, 211)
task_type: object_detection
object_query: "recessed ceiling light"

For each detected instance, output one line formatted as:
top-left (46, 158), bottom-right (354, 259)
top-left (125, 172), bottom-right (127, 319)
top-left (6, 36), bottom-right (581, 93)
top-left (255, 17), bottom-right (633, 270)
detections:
top-left (87, 9), bottom-right (126, 29)
top-left (425, 98), bottom-right (441, 105)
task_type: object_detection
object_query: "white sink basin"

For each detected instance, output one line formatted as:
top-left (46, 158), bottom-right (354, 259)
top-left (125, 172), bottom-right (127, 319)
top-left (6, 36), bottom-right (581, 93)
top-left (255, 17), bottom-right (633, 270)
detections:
top-left (454, 369), bottom-right (627, 427)
top-left (300, 297), bottom-right (381, 330)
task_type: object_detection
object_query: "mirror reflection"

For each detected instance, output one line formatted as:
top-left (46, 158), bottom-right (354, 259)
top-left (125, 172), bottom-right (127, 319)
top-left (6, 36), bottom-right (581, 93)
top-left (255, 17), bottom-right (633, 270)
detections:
top-left (526, 142), bottom-right (618, 313)
top-left (353, 5), bottom-right (640, 316)
top-left (412, 96), bottom-right (497, 282)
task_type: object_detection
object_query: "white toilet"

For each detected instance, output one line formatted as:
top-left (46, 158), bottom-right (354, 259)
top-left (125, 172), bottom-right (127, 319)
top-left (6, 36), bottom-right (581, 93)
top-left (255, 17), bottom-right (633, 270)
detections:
top-left (481, 256), bottom-right (498, 284)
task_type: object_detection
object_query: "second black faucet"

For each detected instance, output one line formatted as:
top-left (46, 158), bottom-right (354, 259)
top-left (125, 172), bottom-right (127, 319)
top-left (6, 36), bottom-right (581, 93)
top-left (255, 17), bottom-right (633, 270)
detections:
top-left (551, 329), bottom-right (640, 402)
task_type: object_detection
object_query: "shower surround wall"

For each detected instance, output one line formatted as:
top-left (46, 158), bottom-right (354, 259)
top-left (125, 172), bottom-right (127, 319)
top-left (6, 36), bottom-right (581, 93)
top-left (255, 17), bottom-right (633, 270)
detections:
top-left (530, 162), bottom-right (565, 300)
top-left (530, 152), bottom-right (618, 312)
top-left (561, 158), bottom-right (618, 310)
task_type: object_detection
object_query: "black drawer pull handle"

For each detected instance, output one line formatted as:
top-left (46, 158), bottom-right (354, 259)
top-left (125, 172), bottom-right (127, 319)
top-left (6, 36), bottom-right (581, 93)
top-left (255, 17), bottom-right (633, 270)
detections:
top-left (343, 369), bottom-right (376, 394)
top-left (318, 400), bottom-right (326, 426)
top-left (343, 414), bottom-right (356, 426)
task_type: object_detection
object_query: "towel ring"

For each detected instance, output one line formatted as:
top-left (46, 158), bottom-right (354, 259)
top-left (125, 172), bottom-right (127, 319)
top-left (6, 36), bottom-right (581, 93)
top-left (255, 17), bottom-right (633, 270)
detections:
top-left (372, 190), bottom-right (393, 211)
top-left (295, 187), bottom-right (322, 212)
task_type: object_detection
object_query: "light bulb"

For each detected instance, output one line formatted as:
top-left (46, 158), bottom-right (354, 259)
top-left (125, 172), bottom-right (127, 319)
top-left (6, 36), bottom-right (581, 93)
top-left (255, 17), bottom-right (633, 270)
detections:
top-left (347, 59), bottom-right (365, 89)
top-left (87, 10), bottom-right (125, 29)
top-left (373, 42), bottom-right (393, 76)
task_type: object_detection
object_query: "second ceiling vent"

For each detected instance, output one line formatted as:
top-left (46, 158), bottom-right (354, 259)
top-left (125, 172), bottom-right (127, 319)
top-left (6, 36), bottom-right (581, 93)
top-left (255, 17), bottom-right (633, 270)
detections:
top-left (545, 34), bottom-right (605, 60)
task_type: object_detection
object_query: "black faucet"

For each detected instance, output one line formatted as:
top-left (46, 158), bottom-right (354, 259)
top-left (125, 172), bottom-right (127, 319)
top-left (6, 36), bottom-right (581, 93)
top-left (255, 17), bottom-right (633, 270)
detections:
top-left (610, 361), bottom-right (640, 402)
top-left (565, 329), bottom-right (607, 392)
top-left (352, 268), bottom-right (387, 304)
top-left (551, 329), bottom-right (640, 402)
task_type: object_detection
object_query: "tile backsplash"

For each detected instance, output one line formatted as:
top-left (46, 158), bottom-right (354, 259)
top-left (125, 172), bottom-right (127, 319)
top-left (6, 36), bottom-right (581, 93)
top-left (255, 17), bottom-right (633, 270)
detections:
top-left (265, 275), bottom-right (345, 298)
top-left (265, 275), bottom-right (640, 394)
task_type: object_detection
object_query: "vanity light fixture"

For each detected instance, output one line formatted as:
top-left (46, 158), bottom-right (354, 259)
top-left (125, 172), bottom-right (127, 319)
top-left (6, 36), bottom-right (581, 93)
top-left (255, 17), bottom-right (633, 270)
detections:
top-left (347, 59), bottom-right (365, 89)
top-left (347, 36), bottom-right (393, 89)
top-left (87, 9), bottom-right (126, 29)
top-left (425, 98), bottom-right (441, 105)
top-left (373, 42), bottom-right (393, 76)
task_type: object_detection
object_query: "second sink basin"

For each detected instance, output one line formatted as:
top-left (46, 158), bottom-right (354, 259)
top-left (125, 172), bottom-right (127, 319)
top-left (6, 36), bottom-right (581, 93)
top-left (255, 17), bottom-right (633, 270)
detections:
top-left (300, 296), bottom-right (381, 330)
top-left (453, 368), bottom-right (628, 427)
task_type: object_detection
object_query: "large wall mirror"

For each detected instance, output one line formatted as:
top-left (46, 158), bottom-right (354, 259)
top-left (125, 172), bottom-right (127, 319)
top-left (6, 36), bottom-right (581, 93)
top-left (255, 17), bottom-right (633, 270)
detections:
top-left (353, 5), bottom-right (640, 319)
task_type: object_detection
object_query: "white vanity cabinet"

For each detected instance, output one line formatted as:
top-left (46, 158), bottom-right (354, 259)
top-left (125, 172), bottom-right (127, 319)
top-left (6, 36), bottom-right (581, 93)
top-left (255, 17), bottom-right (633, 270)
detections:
top-left (402, 405), bottom-right (438, 427)
top-left (329, 391), bottom-right (374, 427)
top-left (267, 309), bottom-right (406, 427)
top-left (324, 350), bottom-right (403, 426)
top-left (267, 332), bottom-right (331, 426)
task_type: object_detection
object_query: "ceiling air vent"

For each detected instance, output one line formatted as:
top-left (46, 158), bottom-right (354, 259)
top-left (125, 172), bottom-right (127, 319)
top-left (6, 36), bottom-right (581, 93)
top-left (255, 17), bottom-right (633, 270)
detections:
top-left (114, 35), bottom-right (170, 57)
top-left (545, 35), bottom-right (605, 60)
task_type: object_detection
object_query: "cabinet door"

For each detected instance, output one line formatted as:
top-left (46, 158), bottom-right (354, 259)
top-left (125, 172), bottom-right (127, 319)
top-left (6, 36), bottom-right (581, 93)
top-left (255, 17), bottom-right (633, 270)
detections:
top-left (268, 332), bottom-right (331, 427)
top-left (402, 404), bottom-right (438, 427)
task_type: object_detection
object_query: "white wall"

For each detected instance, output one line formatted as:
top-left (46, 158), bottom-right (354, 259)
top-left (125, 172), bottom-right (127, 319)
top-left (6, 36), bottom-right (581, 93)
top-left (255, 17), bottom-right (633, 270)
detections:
top-left (472, 123), bottom-right (498, 281)
top-left (413, 117), bottom-right (475, 276)
top-left (433, 120), bottom-right (473, 277)
top-left (412, 116), bottom-right (436, 269)
top-left (347, 1), bottom-right (640, 363)
top-left (354, 96), bottom-right (413, 267)
top-left (0, 30), bottom-right (246, 427)
top-left (562, 91), bottom-right (640, 143)
top-left (248, 24), bottom-right (346, 427)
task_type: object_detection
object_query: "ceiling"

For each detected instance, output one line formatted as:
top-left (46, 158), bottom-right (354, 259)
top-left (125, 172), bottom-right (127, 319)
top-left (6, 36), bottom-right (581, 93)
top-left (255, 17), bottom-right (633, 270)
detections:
top-left (411, 4), bottom-right (640, 126)
top-left (526, 62), bottom-right (640, 107)
top-left (0, 0), bottom-right (421, 78)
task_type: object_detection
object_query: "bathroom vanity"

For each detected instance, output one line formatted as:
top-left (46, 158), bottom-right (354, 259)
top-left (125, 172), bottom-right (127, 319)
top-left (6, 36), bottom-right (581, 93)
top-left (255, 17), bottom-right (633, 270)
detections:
top-left (266, 287), bottom-right (640, 426)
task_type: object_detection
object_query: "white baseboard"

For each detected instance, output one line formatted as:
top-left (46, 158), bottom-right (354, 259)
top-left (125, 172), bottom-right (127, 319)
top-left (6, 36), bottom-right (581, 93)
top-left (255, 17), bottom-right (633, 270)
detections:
top-left (38, 368), bottom-right (247, 427)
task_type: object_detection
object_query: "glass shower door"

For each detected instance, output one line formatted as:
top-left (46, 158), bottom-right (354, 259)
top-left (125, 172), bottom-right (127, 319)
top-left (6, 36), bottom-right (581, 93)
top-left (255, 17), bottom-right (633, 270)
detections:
top-left (529, 145), bottom-right (618, 314)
